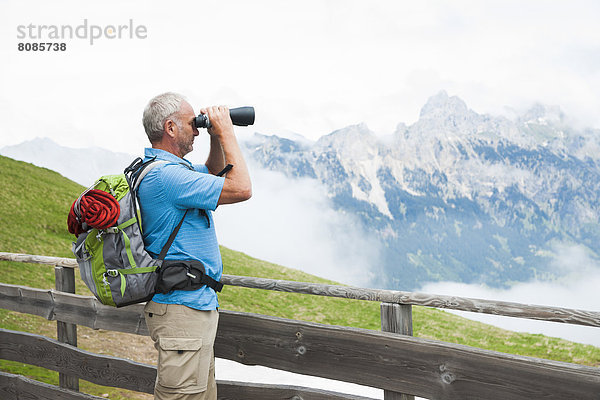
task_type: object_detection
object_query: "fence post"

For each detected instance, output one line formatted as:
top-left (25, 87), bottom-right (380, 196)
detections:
top-left (55, 266), bottom-right (79, 391)
top-left (381, 302), bottom-right (415, 400)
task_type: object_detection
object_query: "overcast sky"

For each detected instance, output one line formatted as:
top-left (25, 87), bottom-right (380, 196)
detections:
top-left (2, 1), bottom-right (599, 354)
top-left (1, 0), bottom-right (599, 154)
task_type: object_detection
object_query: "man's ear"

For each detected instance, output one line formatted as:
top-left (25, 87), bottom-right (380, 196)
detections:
top-left (164, 119), bottom-right (177, 138)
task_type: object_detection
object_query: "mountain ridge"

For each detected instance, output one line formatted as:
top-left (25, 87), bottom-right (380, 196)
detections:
top-left (244, 92), bottom-right (600, 289)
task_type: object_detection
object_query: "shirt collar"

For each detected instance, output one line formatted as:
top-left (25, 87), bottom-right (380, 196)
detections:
top-left (144, 148), bottom-right (193, 167)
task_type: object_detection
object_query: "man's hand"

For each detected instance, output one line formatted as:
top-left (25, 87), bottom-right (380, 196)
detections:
top-left (201, 105), bottom-right (252, 204)
top-left (201, 106), bottom-right (234, 139)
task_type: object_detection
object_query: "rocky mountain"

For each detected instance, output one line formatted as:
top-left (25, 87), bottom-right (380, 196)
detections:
top-left (244, 91), bottom-right (600, 290)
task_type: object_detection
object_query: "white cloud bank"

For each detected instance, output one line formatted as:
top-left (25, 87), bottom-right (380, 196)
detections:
top-left (421, 243), bottom-right (600, 347)
top-left (211, 159), bottom-right (383, 287)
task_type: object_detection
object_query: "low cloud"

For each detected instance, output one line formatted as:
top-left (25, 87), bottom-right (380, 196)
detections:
top-left (421, 242), bottom-right (600, 347)
top-left (212, 160), bottom-right (383, 287)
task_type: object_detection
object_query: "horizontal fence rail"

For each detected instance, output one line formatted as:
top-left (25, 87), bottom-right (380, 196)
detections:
top-left (0, 329), bottom-right (372, 400)
top-left (2, 252), bottom-right (600, 327)
top-left (0, 329), bottom-right (155, 393)
top-left (0, 283), bottom-right (599, 400)
top-left (0, 371), bottom-right (106, 400)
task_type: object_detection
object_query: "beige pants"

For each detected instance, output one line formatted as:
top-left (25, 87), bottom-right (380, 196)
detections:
top-left (144, 301), bottom-right (219, 400)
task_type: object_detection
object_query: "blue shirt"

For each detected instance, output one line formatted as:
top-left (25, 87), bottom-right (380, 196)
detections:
top-left (137, 148), bottom-right (225, 310)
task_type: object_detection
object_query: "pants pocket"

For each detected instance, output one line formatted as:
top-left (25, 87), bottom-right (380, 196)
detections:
top-left (157, 337), bottom-right (204, 390)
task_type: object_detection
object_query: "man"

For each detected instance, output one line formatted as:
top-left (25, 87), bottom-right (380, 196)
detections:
top-left (138, 92), bottom-right (251, 400)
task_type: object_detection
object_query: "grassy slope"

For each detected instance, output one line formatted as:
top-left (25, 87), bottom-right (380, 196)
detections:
top-left (0, 155), bottom-right (598, 399)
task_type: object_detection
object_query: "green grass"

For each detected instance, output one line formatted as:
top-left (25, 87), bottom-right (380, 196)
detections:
top-left (0, 156), bottom-right (81, 258)
top-left (0, 154), bottom-right (599, 398)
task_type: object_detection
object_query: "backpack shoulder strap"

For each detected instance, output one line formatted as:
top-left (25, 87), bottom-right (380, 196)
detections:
top-left (133, 161), bottom-right (167, 191)
top-left (126, 157), bottom-right (190, 261)
top-left (157, 210), bottom-right (189, 261)
top-left (126, 157), bottom-right (170, 193)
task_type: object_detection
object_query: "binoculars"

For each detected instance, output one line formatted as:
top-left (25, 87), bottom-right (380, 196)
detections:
top-left (195, 106), bottom-right (255, 129)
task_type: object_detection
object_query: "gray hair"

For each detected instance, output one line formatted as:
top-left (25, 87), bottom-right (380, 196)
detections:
top-left (142, 92), bottom-right (187, 143)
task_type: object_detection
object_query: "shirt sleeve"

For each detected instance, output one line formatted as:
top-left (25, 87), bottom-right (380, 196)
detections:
top-left (194, 164), bottom-right (210, 174)
top-left (159, 163), bottom-right (225, 211)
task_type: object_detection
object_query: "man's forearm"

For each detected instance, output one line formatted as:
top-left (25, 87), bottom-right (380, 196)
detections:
top-left (217, 131), bottom-right (252, 204)
top-left (205, 135), bottom-right (225, 175)
top-left (202, 105), bottom-right (252, 204)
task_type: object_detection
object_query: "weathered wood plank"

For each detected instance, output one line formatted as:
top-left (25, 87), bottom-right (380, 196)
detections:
top-left (3, 252), bottom-right (600, 327)
top-left (0, 329), bottom-right (376, 400)
top-left (0, 283), bottom-right (54, 320)
top-left (0, 252), bottom-right (78, 268)
top-left (0, 329), bottom-right (156, 393)
top-left (0, 367), bottom-right (374, 400)
top-left (1, 283), bottom-right (599, 399)
top-left (381, 303), bottom-right (414, 400)
top-left (0, 283), bottom-right (149, 335)
top-left (51, 290), bottom-right (99, 326)
top-left (222, 275), bottom-right (600, 327)
top-left (0, 371), bottom-right (106, 400)
top-left (0, 286), bottom-right (600, 400)
top-left (381, 303), bottom-right (413, 336)
top-left (216, 380), bottom-right (377, 400)
top-left (83, 299), bottom-right (147, 335)
top-left (216, 310), bottom-right (600, 400)
top-left (55, 266), bottom-right (79, 391)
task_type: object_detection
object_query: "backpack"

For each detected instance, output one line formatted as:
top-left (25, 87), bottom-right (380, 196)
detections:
top-left (69, 158), bottom-right (228, 307)
top-left (69, 158), bottom-right (179, 307)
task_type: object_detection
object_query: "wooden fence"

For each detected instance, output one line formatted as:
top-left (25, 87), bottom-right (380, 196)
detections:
top-left (1, 252), bottom-right (599, 400)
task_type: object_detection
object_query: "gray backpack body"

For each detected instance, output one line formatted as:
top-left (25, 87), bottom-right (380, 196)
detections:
top-left (71, 159), bottom-right (169, 307)
top-left (71, 158), bottom-right (225, 307)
